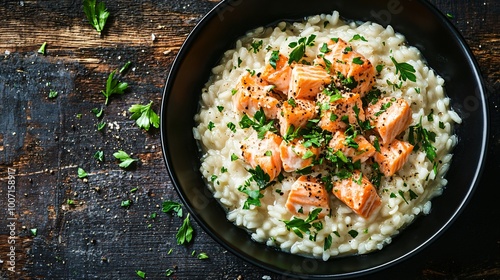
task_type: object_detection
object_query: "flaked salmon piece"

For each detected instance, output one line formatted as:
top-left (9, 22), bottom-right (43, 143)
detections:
top-left (286, 175), bottom-right (331, 218)
top-left (233, 71), bottom-right (282, 119)
top-left (314, 38), bottom-right (375, 96)
top-left (366, 97), bottom-right (412, 144)
top-left (280, 137), bottom-right (321, 172)
top-left (373, 138), bottom-right (414, 177)
top-left (318, 92), bottom-right (365, 133)
top-left (331, 170), bottom-right (381, 219)
top-left (328, 131), bottom-right (376, 163)
top-left (288, 64), bottom-right (332, 100)
top-left (261, 53), bottom-right (293, 94)
top-left (278, 98), bottom-right (317, 136)
top-left (241, 131), bottom-right (283, 181)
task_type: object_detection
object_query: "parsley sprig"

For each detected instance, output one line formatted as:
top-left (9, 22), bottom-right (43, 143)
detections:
top-left (83, 0), bottom-right (110, 35)
top-left (283, 208), bottom-right (323, 240)
top-left (101, 70), bottom-right (128, 105)
top-left (113, 150), bottom-right (138, 168)
top-left (390, 56), bottom-right (417, 82)
top-left (408, 116), bottom-right (437, 163)
top-left (288, 34), bottom-right (316, 64)
top-left (239, 108), bottom-right (277, 139)
top-left (129, 101), bottom-right (160, 131)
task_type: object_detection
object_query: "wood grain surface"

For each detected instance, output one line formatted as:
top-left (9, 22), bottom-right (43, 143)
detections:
top-left (0, 0), bottom-right (499, 279)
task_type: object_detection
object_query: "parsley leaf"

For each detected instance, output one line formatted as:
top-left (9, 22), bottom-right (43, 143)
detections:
top-left (77, 167), bottom-right (88, 178)
top-left (269, 50), bottom-right (280, 69)
top-left (101, 70), bottom-right (128, 105)
top-left (288, 34), bottom-right (316, 64)
top-left (113, 150), bottom-right (138, 168)
top-left (129, 101), bottom-right (160, 131)
top-left (162, 201), bottom-right (183, 217)
top-left (238, 108), bottom-right (277, 139)
top-left (408, 116), bottom-right (437, 162)
top-left (83, 0), bottom-right (110, 35)
top-left (390, 56), bottom-right (417, 82)
top-left (283, 208), bottom-right (323, 239)
top-left (38, 42), bottom-right (47, 55)
top-left (135, 270), bottom-right (146, 279)
top-left (176, 214), bottom-right (194, 245)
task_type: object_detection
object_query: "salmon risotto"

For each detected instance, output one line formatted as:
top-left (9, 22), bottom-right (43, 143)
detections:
top-left (193, 11), bottom-right (461, 260)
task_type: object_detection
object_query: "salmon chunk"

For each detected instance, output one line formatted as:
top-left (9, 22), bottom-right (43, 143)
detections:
top-left (318, 92), bottom-right (365, 133)
top-left (331, 170), bottom-right (381, 219)
top-left (261, 53), bottom-right (293, 94)
top-left (286, 175), bottom-right (331, 218)
top-left (278, 98), bottom-right (317, 136)
top-left (280, 137), bottom-right (321, 172)
top-left (241, 131), bottom-right (283, 181)
top-left (373, 138), bottom-right (414, 177)
top-left (314, 38), bottom-right (375, 96)
top-left (288, 64), bottom-right (332, 100)
top-left (233, 72), bottom-right (282, 119)
top-left (366, 97), bottom-right (413, 144)
top-left (328, 131), bottom-right (376, 163)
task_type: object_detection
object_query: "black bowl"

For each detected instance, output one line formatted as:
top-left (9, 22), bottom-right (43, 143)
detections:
top-left (160, 0), bottom-right (488, 278)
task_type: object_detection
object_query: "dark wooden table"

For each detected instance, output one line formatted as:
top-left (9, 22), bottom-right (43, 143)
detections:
top-left (0, 0), bottom-right (498, 279)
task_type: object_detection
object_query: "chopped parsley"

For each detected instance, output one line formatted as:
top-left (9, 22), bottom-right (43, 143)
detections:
top-left (77, 167), bottom-right (88, 178)
top-left (48, 90), bottom-right (58, 99)
top-left (349, 34), bottom-right (368, 42)
top-left (162, 201), bottom-right (183, 217)
top-left (390, 56), bottom-right (417, 82)
top-left (282, 208), bottom-right (323, 240)
top-left (129, 101), bottom-right (160, 131)
top-left (83, 0), bottom-right (110, 35)
top-left (352, 57), bottom-right (364, 65)
top-left (250, 40), bottom-right (263, 53)
top-left (176, 214), bottom-right (194, 245)
top-left (135, 270), bottom-right (146, 279)
top-left (348, 229), bottom-right (358, 238)
top-left (93, 150), bottom-right (104, 162)
top-left (239, 108), bottom-right (277, 139)
top-left (38, 42), bottom-right (47, 55)
top-left (269, 50), bottom-right (280, 69)
top-left (101, 70), bottom-right (128, 105)
top-left (113, 150), bottom-right (138, 168)
top-left (408, 116), bottom-right (437, 162)
top-left (288, 34), bottom-right (316, 64)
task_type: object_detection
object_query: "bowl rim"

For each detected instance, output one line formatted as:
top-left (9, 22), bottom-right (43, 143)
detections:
top-left (160, 0), bottom-right (489, 277)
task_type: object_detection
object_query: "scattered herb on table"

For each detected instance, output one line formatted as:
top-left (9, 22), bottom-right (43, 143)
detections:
top-left (113, 150), bottom-right (138, 168)
top-left (121, 200), bottom-right (131, 207)
top-left (176, 213), bottom-right (194, 245)
top-left (93, 150), bottom-right (104, 162)
top-left (197, 252), bottom-right (209, 260)
top-left (77, 167), bottom-right (88, 178)
top-left (48, 90), bottom-right (58, 99)
top-left (165, 269), bottom-right (174, 277)
top-left (38, 42), bottom-right (47, 54)
top-left (162, 201), bottom-right (183, 217)
top-left (67, 199), bottom-right (75, 205)
top-left (101, 70), bottom-right (128, 105)
top-left (135, 270), bottom-right (146, 279)
top-left (30, 228), bottom-right (38, 237)
top-left (91, 107), bottom-right (103, 118)
top-left (120, 61), bottom-right (132, 74)
top-left (83, 0), bottom-right (110, 35)
top-left (97, 121), bottom-right (106, 131)
top-left (129, 101), bottom-right (160, 131)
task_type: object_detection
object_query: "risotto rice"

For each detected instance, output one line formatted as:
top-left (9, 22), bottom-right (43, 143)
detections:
top-left (193, 11), bottom-right (460, 260)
